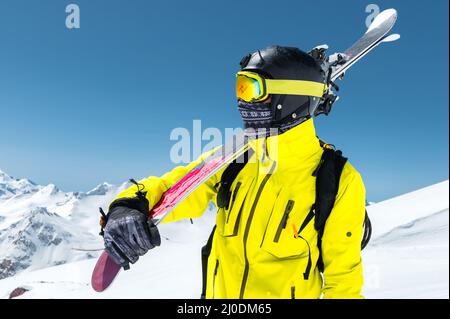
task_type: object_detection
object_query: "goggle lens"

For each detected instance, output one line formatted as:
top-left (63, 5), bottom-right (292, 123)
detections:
top-left (236, 74), bottom-right (262, 102)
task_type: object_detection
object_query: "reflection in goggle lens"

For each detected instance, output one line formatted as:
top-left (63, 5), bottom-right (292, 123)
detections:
top-left (236, 75), bottom-right (261, 102)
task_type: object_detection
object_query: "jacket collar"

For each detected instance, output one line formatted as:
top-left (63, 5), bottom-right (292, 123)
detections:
top-left (250, 118), bottom-right (322, 169)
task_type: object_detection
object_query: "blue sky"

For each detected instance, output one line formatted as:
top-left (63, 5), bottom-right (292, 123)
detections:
top-left (0, 0), bottom-right (448, 202)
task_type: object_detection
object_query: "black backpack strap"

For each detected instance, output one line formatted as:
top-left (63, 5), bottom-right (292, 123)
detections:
top-left (314, 148), bottom-right (348, 231)
top-left (200, 225), bottom-right (216, 299)
top-left (216, 149), bottom-right (253, 209)
top-left (313, 148), bottom-right (348, 273)
top-left (361, 210), bottom-right (372, 250)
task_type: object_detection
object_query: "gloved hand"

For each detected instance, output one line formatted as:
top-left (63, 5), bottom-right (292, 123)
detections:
top-left (102, 195), bottom-right (161, 268)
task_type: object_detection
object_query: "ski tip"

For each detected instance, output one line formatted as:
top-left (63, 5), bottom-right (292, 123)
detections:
top-left (383, 8), bottom-right (398, 20)
top-left (382, 33), bottom-right (401, 43)
top-left (91, 251), bottom-right (122, 292)
top-left (366, 8), bottom-right (398, 33)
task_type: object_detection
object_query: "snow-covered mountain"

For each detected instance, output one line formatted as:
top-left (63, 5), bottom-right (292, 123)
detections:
top-left (0, 207), bottom-right (97, 279)
top-left (0, 169), bottom-right (128, 280)
top-left (0, 169), bottom-right (38, 200)
top-left (0, 168), bottom-right (448, 298)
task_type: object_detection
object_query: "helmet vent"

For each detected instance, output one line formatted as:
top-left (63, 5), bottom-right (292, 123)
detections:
top-left (239, 54), bottom-right (251, 68)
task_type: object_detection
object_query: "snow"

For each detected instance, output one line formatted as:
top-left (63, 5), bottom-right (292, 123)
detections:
top-left (0, 168), bottom-right (448, 298)
top-left (0, 207), bottom-right (98, 279)
top-left (362, 209), bottom-right (448, 298)
top-left (0, 214), bottom-right (216, 299)
top-left (366, 180), bottom-right (448, 239)
top-left (0, 169), bottom-right (38, 200)
top-left (86, 183), bottom-right (115, 196)
top-left (0, 170), bottom-right (129, 279)
top-left (361, 181), bottom-right (449, 298)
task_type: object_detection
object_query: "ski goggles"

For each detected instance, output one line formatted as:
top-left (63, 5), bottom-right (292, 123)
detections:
top-left (236, 71), bottom-right (327, 103)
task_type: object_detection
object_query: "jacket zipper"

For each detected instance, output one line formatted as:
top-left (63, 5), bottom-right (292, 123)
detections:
top-left (239, 162), bottom-right (276, 299)
top-left (212, 259), bottom-right (219, 298)
top-left (226, 182), bottom-right (242, 223)
top-left (291, 286), bottom-right (296, 299)
top-left (273, 200), bottom-right (295, 243)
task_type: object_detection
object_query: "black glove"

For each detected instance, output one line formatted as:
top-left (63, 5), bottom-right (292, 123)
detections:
top-left (102, 195), bottom-right (161, 268)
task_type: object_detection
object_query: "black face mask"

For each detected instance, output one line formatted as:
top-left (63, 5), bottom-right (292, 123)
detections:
top-left (237, 100), bottom-right (273, 131)
top-left (237, 99), bottom-right (309, 137)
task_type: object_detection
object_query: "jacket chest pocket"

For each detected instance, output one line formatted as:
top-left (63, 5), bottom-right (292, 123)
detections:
top-left (217, 178), bottom-right (254, 237)
top-left (261, 198), bottom-right (316, 260)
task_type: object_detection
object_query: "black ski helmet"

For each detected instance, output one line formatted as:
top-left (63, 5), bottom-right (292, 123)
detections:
top-left (239, 45), bottom-right (327, 128)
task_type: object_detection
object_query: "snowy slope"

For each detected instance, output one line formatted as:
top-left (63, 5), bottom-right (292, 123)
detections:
top-left (0, 178), bottom-right (448, 299)
top-left (366, 181), bottom-right (449, 239)
top-left (362, 209), bottom-right (448, 298)
top-left (0, 169), bottom-right (128, 279)
top-left (0, 213), bottom-right (216, 299)
top-left (360, 181), bottom-right (449, 298)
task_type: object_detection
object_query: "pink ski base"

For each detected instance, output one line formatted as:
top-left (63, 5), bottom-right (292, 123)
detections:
top-left (151, 157), bottom-right (223, 219)
top-left (91, 251), bottom-right (122, 292)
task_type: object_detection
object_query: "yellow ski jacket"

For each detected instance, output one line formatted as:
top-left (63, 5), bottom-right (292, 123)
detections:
top-left (114, 119), bottom-right (366, 299)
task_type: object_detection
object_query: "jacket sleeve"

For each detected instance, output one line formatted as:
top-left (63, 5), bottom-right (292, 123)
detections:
top-left (321, 164), bottom-right (366, 299)
top-left (112, 148), bottom-right (222, 224)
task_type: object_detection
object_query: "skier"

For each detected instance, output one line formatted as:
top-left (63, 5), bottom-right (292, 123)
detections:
top-left (101, 46), bottom-right (367, 299)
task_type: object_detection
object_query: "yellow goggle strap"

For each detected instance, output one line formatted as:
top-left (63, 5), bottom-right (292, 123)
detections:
top-left (265, 79), bottom-right (326, 98)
